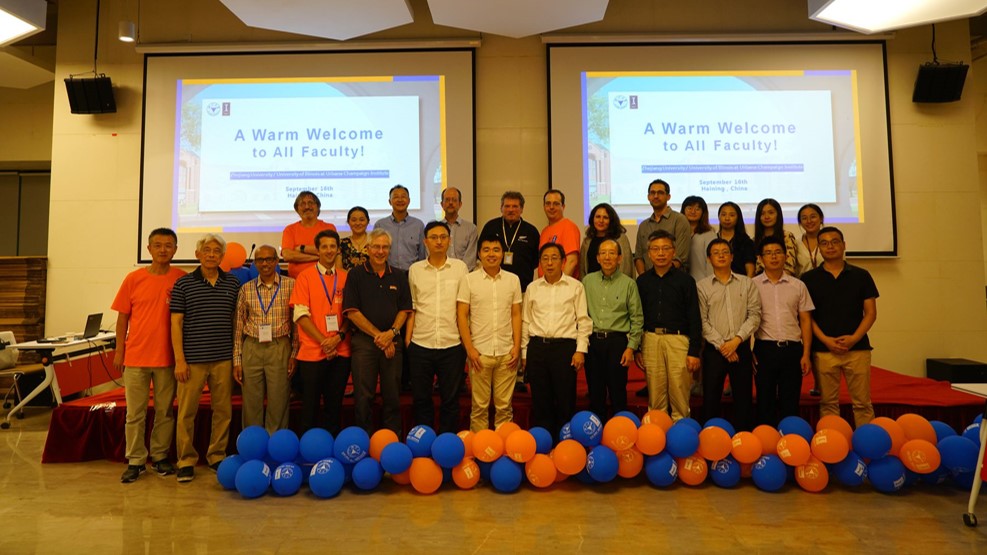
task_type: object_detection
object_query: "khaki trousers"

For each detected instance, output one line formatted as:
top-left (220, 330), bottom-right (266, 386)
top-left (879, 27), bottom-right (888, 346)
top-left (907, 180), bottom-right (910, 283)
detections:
top-left (640, 332), bottom-right (691, 421)
top-left (469, 354), bottom-right (516, 432)
top-left (176, 360), bottom-right (233, 467)
top-left (240, 336), bottom-right (291, 434)
top-left (814, 350), bottom-right (874, 427)
top-left (124, 366), bottom-right (176, 466)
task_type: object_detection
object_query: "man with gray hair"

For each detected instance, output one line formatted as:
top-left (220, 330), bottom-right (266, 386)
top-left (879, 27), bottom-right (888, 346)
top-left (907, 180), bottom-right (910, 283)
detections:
top-left (170, 233), bottom-right (240, 483)
top-left (233, 244), bottom-right (298, 434)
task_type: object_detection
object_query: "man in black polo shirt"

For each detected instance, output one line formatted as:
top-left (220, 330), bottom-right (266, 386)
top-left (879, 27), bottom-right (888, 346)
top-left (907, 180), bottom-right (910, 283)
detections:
top-left (342, 228), bottom-right (413, 434)
top-left (801, 226), bottom-right (879, 428)
top-left (635, 229), bottom-right (701, 422)
top-left (170, 234), bottom-right (240, 482)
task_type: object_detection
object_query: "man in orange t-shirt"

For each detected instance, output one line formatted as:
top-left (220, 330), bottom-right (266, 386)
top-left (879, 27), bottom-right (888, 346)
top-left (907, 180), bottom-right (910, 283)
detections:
top-left (290, 228), bottom-right (351, 435)
top-left (112, 227), bottom-right (186, 483)
top-left (539, 189), bottom-right (581, 278)
top-left (282, 190), bottom-right (336, 278)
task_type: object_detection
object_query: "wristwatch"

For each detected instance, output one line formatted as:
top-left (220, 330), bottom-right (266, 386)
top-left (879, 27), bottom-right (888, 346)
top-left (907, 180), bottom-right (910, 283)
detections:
top-left (299, 244), bottom-right (305, 253)
top-left (391, 327), bottom-right (401, 337)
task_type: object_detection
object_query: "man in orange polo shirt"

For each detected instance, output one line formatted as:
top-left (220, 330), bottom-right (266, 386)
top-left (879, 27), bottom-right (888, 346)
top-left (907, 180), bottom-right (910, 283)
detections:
top-left (290, 229), bottom-right (351, 435)
top-left (539, 189), bottom-right (581, 278)
top-left (281, 190), bottom-right (337, 278)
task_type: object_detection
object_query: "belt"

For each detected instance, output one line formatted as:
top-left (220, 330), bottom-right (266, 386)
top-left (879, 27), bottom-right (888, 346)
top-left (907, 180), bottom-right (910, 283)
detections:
top-left (647, 328), bottom-right (686, 335)
top-left (592, 331), bottom-right (626, 339)
top-left (529, 336), bottom-right (574, 344)
top-left (756, 339), bottom-right (801, 348)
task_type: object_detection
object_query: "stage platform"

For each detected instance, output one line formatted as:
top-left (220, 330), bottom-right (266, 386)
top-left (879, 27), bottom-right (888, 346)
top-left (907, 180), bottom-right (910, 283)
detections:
top-left (40, 366), bottom-right (984, 464)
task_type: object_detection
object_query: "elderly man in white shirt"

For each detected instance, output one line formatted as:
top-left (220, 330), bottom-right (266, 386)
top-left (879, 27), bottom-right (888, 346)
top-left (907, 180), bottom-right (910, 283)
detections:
top-left (521, 242), bottom-right (593, 436)
top-left (407, 221), bottom-right (469, 433)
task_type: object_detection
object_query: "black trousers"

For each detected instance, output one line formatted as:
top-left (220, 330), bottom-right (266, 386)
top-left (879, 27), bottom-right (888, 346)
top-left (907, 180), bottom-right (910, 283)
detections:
top-left (586, 333), bottom-right (629, 420)
top-left (298, 356), bottom-right (351, 436)
top-left (351, 333), bottom-right (403, 434)
top-left (409, 342), bottom-right (466, 434)
top-left (753, 340), bottom-right (804, 426)
top-left (526, 338), bottom-right (577, 438)
top-left (702, 342), bottom-right (754, 431)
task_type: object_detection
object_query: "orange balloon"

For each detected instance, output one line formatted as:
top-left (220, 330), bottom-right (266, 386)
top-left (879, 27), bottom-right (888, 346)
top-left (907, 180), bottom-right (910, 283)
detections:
top-left (776, 434), bottom-right (811, 467)
top-left (642, 410), bottom-right (673, 432)
top-left (616, 448), bottom-right (644, 478)
top-left (525, 454), bottom-right (558, 488)
top-left (554, 468), bottom-right (569, 483)
top-left (636, 423), bottom-right (667, 456)
top-left (698, 427), bottom-right (732, 461)
top-left (472, 429), bottom-right (505, 463)
top-left (739, 462), bottom-right (753, 478)
top-left (602, 416), bottom-right (638, 451)
top-left (552, 439), bottom-right (588, 475)
top-left (731, 432), bottom-right (763, 464)
top-left (225, 242), bottom-right (247, 270)
top-left (677, 456), bottom-right (708, 486)
top-left (409, 458), bottom-right (443, 494)
top-left (391, 470), bottom-right (411, 485)
top-left (369, 429), bottom-right (399, 461)
top-left (896, 414), bottom-right (937, 444)
top-left (452, 458), bottom-right (481, 489)
top-left (899, 439), bottom-right (941, 474)
top-left (752, 425), bottom-right (781, 456)
top-left (795, 455), bottom-right (829, 493)
top-left (496, 421), bottom-right (522, 442)
top-left (505, 430), bottom-right (537, 463)
top-left (811, 428), bottom-right (850, 464)
top-left (871, 417), bottom-right (907, 457)
top-left (816, 414), bottom-right (853, 444)
top-left (457, 430), bottom-right (475, 459)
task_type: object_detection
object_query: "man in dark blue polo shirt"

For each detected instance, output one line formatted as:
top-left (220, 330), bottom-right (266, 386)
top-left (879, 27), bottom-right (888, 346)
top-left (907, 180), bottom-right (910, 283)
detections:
top-left (635, 229), bottom-right (702, 422)
top-left (801, 226), bottom-right (879, 428)
top-left (170, 234), bottom-right (240, 482)
top-left (342, 228), bottom-right (413, 434)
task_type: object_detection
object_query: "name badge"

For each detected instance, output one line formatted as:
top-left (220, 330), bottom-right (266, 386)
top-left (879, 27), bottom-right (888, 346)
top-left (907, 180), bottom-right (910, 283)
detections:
top-left (325, 314), bottom-right (340, 332)
top-left (258, 324), bottom-right (273, 343)
top-left (504, 252), bottom-right (514, 265)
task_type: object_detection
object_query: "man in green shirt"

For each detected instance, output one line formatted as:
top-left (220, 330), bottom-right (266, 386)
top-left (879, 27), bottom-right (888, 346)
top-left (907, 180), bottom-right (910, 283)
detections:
top-left (582, 239), bottom-right (644, 419)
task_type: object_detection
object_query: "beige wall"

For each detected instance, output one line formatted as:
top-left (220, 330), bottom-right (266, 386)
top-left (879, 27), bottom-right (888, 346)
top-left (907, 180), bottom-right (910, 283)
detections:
top-left (0, 80), bottom-right (54, 165)
top-left (46, 0), bottom-right (987, 375)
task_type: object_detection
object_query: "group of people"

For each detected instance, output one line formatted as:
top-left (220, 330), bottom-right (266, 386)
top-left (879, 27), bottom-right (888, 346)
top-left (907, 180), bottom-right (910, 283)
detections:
top-left (112, 180), bottom-right (878, 485)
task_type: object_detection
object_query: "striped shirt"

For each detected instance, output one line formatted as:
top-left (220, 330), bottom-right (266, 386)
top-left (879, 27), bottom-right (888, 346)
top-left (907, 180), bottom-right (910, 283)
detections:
top-left (233, 274), bottom-right (299, 366)
top-left (170, 267), bottom-right (239, 364)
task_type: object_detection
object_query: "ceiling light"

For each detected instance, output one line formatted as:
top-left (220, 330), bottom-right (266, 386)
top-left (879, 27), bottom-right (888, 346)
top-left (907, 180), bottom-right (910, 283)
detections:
top-left (809, 0), bottom-right (987, 34)
top-left (118, 20), bottom-right (136, 42)
top-left (0, 0), bottom-right (46, 46)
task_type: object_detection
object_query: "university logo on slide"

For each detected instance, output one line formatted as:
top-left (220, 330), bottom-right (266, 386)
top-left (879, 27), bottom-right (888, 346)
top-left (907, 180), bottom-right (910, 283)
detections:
top-left (630, 95), bottom-right (638, 109)
top-left (612, 94), bottom-right (628, 109)
top-left (206, 102), bottom-right (221, 116)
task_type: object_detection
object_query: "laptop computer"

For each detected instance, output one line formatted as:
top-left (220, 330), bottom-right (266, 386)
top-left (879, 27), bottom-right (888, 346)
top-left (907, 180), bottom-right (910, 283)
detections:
top-left (82, 313), bottom-right (102, 339)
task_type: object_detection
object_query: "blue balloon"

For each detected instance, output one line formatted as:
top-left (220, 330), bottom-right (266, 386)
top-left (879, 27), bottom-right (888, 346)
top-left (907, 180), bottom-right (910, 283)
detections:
top-left (962, 422), bottom-right (982, 445)
top-left (703, 418), bottom-right (736, 437)
top-left (236, 425), bottom-right (271, 461)
top-left (570, 411), bottom-right (604, 447)
top-left (868, 456), bottom-right (906, 493)
top-left (352, 458), bottom-right (384, 490)
top-left (645, 453), bottom-right (678, 487)
top-left (308, 458), bottom-right (345, 498)
top-left (676, 418), bottom-right (702, 433)
top-left (575, 467), bottom-right (597, 485)
top-left (777, 416), bottom-right (813, 442)
top-left (298, 463), bottom-right (313, 484)
top-left (903, 468), bottom-right (922, 488)
top-left (477, 459), bottom-right (493, 482)
top-left (952, 470), bottom-right (976, 490)
top-left (342, 462), bottom-right (354, 484)
top-left (558, 422), bottom-right (573, 442)
top-left (709, 456), bottom-right (741, 488)
top-left (938, 436), bottom-right (979, 473)
top-left (234, 460), bottom-right (271, 499)
top-left (929, 420), bottom-right (957, 443)
top-left (614, 411), bottom-right (642, 427)
top-left (299, 428), bottom-right (335, 463)
top-left (380, 442), bottom-right (413, 475)
top-left (490, 457), bottom-right (523, 493)
top-left (333, 426), bottom-right (370, 464)
top-left (665, 423), bottom-right (700, 458)
top-left (442, 467), bottom-right (453, 484)
top-left (529, 427), bottom-right (554, 454)
top-left (751, 455), bottom-right (786, 492)
top-left (919, 464), bottom-right (951, 486)
top-left (586, 445), bottom-right (619, 483)
top-left (852, 423), bottom-right (891, 460)
top-left (977, 414), bottom-right (984, 424)
top-left (833, 452), bottom-right (868, 486)
top-left (267, 429), bottom-right (300, 463)
top-left (216, 455), bottom-right (244, 490)
top-left (406, 425), bottom-right (437, 458)
top-left (430, 433), bottom-right (466, 469)
top-left (271, 462), bottom-right (303, 496)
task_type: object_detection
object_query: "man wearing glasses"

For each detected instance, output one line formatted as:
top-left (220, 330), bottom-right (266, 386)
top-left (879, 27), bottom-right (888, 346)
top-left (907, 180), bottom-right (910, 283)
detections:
top-left (539, 189), bottom-right (581, 278)
top-left (407, 221), bottom-right (469, 433)
top-left (233, 245), bottom-right (298, 434)
top-left (801, 227), bottom-right (879, 428)
top-left (635, 230), bottom-right (702, 422)
top-left (633, 179), bottom-right (691, 275)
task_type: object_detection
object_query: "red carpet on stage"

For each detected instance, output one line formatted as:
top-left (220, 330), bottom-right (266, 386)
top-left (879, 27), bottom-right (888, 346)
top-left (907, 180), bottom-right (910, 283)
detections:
top-left (41, 366), bottom-right (985, 464)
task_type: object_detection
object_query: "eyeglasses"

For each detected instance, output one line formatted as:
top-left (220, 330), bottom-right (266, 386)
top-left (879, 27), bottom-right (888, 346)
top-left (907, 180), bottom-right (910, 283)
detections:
top-left (648, 246), bottom-right (674, 253)
top-left (649, 190), bottom-right (668, 196)
top-left (819, 239), bottom-right (843, 248)
top-left (255, 257), bottom-right (278, 264)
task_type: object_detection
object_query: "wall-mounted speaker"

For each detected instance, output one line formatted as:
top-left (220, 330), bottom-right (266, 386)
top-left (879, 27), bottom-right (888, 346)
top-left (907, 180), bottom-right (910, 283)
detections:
top-left (64, 76), bottom-right (117, 114)
top-left (912, 63), bottom-right (968, 103)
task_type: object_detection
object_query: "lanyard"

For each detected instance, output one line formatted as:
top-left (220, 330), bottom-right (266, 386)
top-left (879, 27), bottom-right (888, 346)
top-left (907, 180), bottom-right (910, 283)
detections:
top-left (255, 279), bottom-right (280, 317)
top-left (502, 218), bottom-right (521, 252)
top-left (318, 270), bottom-right (338, 304)
top-left (802, 234), bottom-right (820, 269)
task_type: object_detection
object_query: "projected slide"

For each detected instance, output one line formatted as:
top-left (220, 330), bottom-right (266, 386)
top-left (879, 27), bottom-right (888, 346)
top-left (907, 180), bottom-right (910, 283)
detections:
top-left (584, 71), bottom-right (861, 224)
